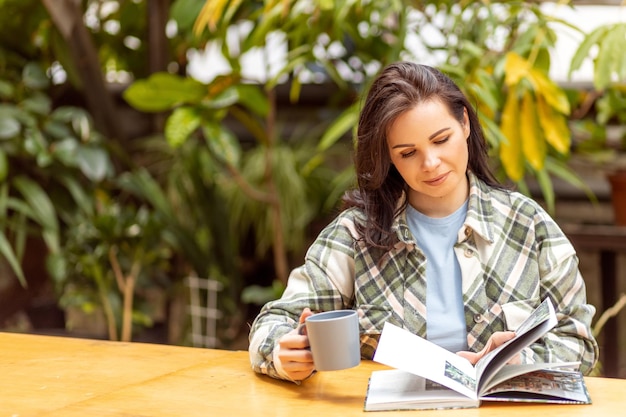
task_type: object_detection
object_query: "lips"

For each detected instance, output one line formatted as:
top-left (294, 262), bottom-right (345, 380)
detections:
top-left (424, 172), bottom-right (449, 186)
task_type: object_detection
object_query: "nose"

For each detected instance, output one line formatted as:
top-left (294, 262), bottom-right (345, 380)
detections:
top-left (421, 149), bottom-right (440, 172)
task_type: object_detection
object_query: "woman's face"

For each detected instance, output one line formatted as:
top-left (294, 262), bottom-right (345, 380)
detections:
top-left (387, 99), bottom-right (470, 217)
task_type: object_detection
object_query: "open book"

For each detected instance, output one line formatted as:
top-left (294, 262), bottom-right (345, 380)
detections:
top-left (365, 298), bottom-right (591, 411)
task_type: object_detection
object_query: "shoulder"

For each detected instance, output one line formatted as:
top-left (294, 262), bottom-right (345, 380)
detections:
top-left (490, 186), bottom-right (549, 220)
top-left (471, 174), bottom-right (550, 221)
top-left (309, 207), bottom-right (365, 248)
top-left (471, 175), bottom-right (565, 241)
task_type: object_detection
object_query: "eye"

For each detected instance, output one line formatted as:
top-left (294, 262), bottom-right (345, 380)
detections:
top-left (434, 136), bottom-right (450, 145)
top-left (400, 150), bottom-right (416, 158)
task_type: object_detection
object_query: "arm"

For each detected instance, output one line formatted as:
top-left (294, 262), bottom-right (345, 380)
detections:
top-left (248, 213), bottom-right (357, 382)
top-left (521, 250), bottom-right (599, 374)
top-left (497, 207), bottom-right (599, 374)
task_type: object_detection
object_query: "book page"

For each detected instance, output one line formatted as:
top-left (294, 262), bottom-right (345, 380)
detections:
top-left (373, 322), bottom-right (478, 399)
top-left (364, 369), bottom-right (479, 411)
top-left (480, 369), bottom-right (591, 404)
top-left (481, 362), bottom-right (580, 393)
top-left (474, 298), bottom-right (558, 393)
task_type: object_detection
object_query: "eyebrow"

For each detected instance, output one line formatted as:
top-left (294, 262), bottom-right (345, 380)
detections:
top-left (391, 127), bottom-right (451, 149)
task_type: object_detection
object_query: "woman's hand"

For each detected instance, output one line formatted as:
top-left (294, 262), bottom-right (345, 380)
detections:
top-left (276, 308), bottom-right (315, 381)
top-left (456, 331), bottom-right (519, 365)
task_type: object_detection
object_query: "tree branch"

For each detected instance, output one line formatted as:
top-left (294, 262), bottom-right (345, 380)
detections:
top-left (41, 0), bottom-right (123, 140)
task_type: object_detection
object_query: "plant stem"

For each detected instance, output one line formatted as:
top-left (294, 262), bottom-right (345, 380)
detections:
top-left (93, 264), bottom-right (118, 341)
top-left (264, 87), bottom-right (289, 285)
top-left (109, 246), bottom-right (142, 342)
top-left (593, 293), bottom-right (626, 338)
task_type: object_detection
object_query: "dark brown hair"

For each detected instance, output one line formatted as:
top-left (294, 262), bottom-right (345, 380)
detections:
top-left (342, 61), bottom-right (500, 249)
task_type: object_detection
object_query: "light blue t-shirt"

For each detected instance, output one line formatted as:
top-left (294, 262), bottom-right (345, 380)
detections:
top-left (406, 201), bottom-right (469, 353)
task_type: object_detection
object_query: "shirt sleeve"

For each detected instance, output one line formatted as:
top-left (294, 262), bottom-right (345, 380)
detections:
top-left (523, 218), bottom-right (599, 375)
top-left (248, 212), bottom-right (358, 381)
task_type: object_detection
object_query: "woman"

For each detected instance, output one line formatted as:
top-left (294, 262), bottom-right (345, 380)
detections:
top-left (248, 61), bottom-right (598, 383)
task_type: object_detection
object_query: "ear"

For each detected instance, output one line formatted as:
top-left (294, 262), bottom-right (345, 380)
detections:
top-left (462, 107), bottom-right (471, 139)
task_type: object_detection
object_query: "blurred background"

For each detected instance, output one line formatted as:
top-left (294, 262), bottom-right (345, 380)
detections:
top-left (0, 0), bottom-right (625, 378)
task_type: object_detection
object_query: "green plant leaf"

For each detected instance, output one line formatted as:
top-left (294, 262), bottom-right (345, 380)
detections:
top-left (24, 127), bottom-right (49, 158)
top-left (236, 84), bottom-right (269, 117)
top-left (76, 146), bottom-right (112, 182)
top-left (51, 137), bottom-right (80, 167)
top-left (569, 24), bottom-right (608, 76)
top-left (534, 168), bottom-right (555, 215)
top-left (0, 79), bottom-right (14, 99)
top-left (22, 92), bottom-right (52, 116)
top-left (202, 122), bottom-right (241, 167)
top-left (59, 174), bottom-right (95, 217)
top-left (546, 157), bottom-right (597, 204)
top-left (165, 107), bottom-right (202, 148)
top-left (123, 72), bottom-right (206, 112)
top-left (0, 114), bottom-right (20, 139)
top-left (52, 106), bottom-right (94, 141)
top-left (317, 102), bottom-right (359, 152)
top-left (170, 0), bottom-right (207, 32)
top-left (12, 176), bottom-right (60, 253)
top-left (0, 231), bottom-right (26, 287)
top-left (205, 86), bottom-right (239, 109)
top-left (44, 119), bottom-right (73, 140)
top-left (0, 149), bottom-right (8, 181)
top-left (22, 62), bottom-right (49, 90)
top-left (595, 23), bottom-right (626, 90)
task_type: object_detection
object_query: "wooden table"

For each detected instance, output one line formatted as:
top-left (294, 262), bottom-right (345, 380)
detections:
top-left (1, 332), bottom-right (625, 416)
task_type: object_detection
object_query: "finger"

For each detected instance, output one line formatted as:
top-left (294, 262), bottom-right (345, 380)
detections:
top-left (486, 331), bottom-right (516, 352)
top-left (297, 308), bottom-right (314, 335)
top-left (279, 333), bottom-right (310, 350)
top-left (456, 350), bottom-right (481, 365)
top-left (507, 353), bottom-right (522, 365)
top-left (280, 351), bottom-right (315, 382)
top-left (299, 308), bottom-right (313, 323)
top-left (279, 346), bottom-right (314, 363)
top-left (285, 367), bottom-right (315, 381)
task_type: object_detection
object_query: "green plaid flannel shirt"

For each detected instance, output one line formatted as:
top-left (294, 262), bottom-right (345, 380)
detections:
top-left (248, 173), bottom-right (599, 381)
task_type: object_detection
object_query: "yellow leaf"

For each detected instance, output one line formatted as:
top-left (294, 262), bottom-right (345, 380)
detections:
top-left (281, 0), bottom-right (291, 17)
top-left (499, 90), bottom-right (525, 181)
top-left (504, 52), bottom-right (531, 87)
top-left (263, 0), bottom-right (285, 14)
top-left (193, 0), bottom-right (229, 35)
top-left (536, 96), bottom-right (571, 155)
top-left (529, 67), bottom-right (570, 115)
top-left (520, 92), bottom-right (546, 171)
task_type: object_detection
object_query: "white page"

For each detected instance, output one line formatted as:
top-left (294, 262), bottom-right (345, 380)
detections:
top-left (480, 361), bottom-right (580, 393)
top-left (474, 298), bottom-right (558, 393)
top-left (373, 322), bottom-right (478, 399)
top-left (365, 369), bottom-right (478, 411)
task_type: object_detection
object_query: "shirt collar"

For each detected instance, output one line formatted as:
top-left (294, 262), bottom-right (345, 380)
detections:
top-left (464, 172), bottom-right (495, 244)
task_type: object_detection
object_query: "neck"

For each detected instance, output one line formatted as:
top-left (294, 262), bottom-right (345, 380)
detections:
top-left (408, 175), bottom-right (469, 218)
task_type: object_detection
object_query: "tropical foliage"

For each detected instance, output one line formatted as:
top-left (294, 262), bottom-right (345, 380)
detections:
top-left (2, 0), bottom-right (626, 345)
top-left (158, 0), bottom-right (600, 216)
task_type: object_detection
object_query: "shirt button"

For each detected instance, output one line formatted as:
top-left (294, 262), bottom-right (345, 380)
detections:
top-left (474, 314), bottom-right (483, 323)
top-left (464, 248), bottom-right (473, 257)
top-left (464, 227), bottom-right (472, 237)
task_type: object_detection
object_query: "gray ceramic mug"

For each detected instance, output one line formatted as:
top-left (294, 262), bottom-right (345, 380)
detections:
top-left (305, 310), bottom-right (360, 371)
